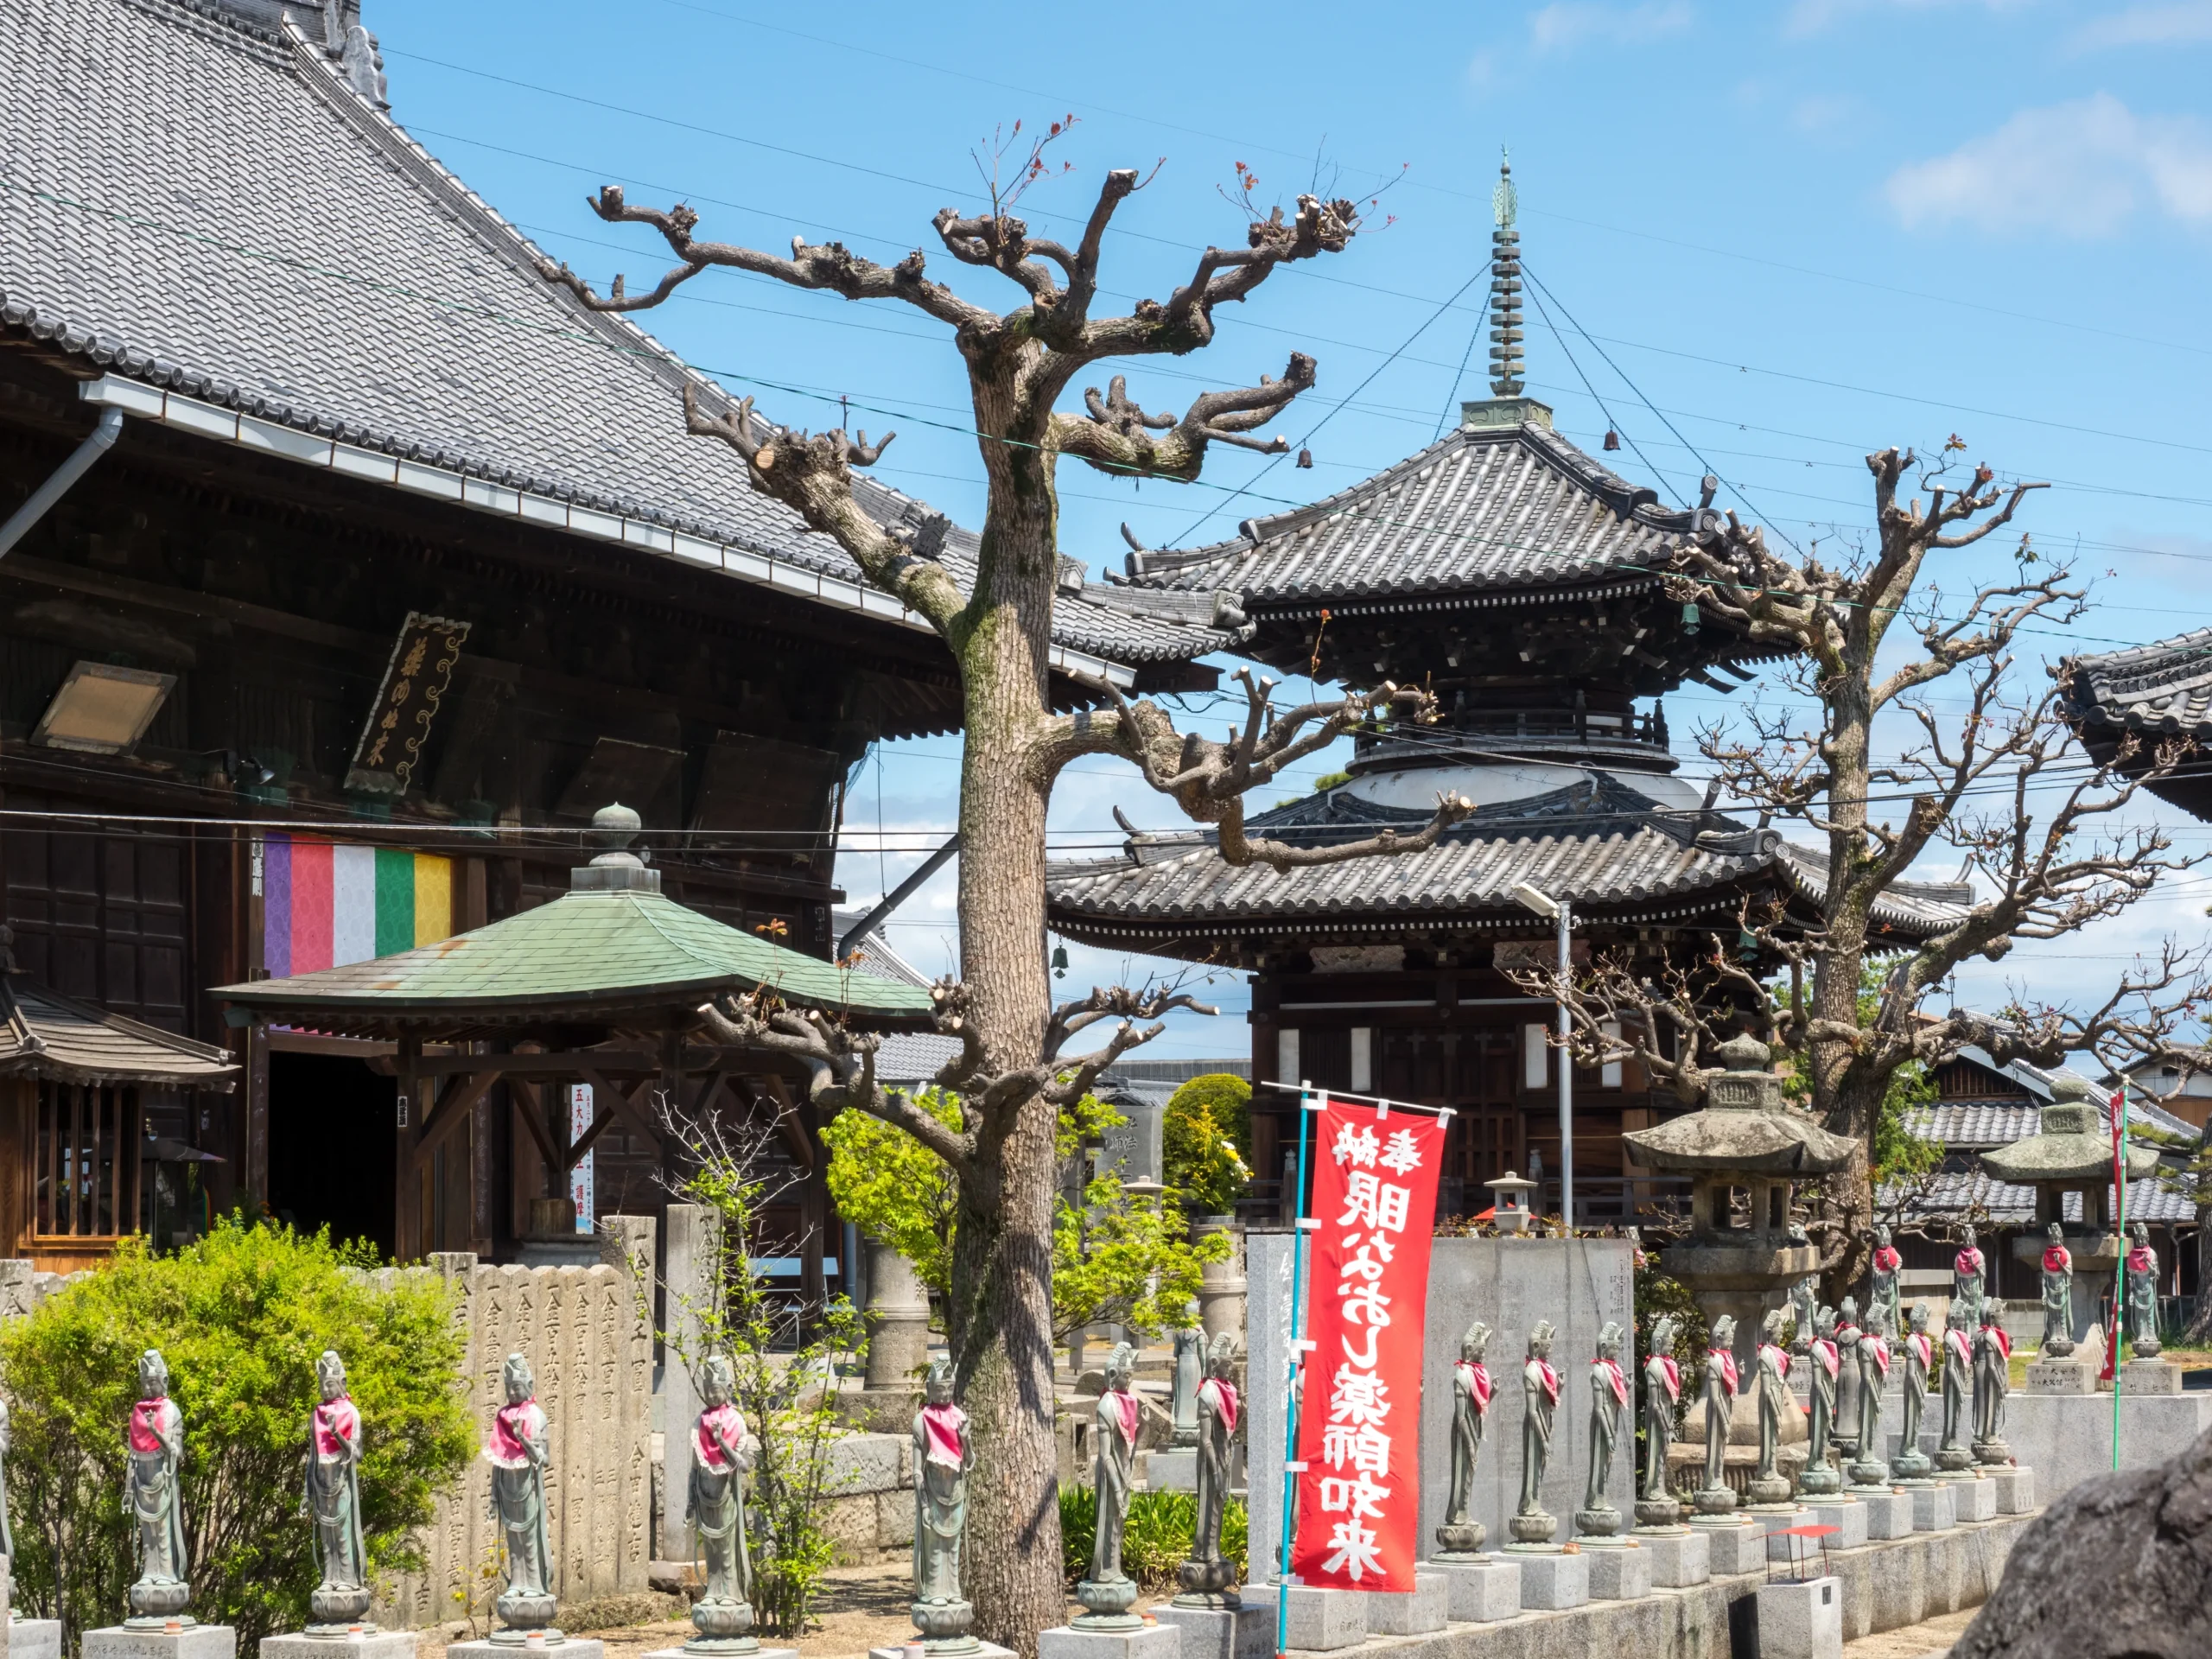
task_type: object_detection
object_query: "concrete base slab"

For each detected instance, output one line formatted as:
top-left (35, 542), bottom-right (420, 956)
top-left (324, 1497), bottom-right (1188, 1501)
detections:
top-left (10, 1620), bottom-right (63, 1659)
top-left (1424, 1558), bottom-right (1520, 1622)
top-left (1036, 1627), bottom-right (1180, 1659)
top-left (1690, 1519), bottom-right (1767, 1576)
top-left (1150, 1603), bottom-right (1268, 1659)
top-left (1363, 1574), bottom-right (1446, 1637)
top-left (1230, 1586), bottom-right (1363, 1653)
top-left (1803, 1500), bottom-right (1869, 1553)
top-left (1584, 1545), bottom-right (1652, 1601)
top-left (1859, 1491), bottom-right (1915, 1541)
top-left (1145, 1450), bottom-right (1198, 1491)
top-left (1991, 1466), bottom-right (2036, 1514)
top-left (264, 1637), bottom-right (417, 1659)
top-left (1504, 1549), bottom-right (1587, 1611)
top-left (86, 1627), bottom-right (240, 1659)
top-left (2120, 1359), bottom-right (2183, 1395)
top-left (1942, 1475), bottom-right (1998, 1522)
top-left (1909, 1484), bottom-right (1956, 1532)
top-left (1633, 1529), bottom-right (1709, 1588)
top-left (456, 1643), bottom-right (608, 1659)
top-left (870, 1647), bottom-right (1014, 1659)
top-left (1755, 1576), bottom-right (1843, 1659)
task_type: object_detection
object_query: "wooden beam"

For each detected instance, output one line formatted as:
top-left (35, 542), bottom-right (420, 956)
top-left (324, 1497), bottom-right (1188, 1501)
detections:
top-left (577, 1067), bottom-right (664, 1152)
top-left (410, 1051), bottom-right (658, 1079)
top-left (565, 1105), bottom-right (622, 1173)
top-left (413, 1070), bottom-right (500, 1166)
top-left (758, 1074), bottom-right (815, 1174)
top-left (507, 1077), bottom-right (563, 1173)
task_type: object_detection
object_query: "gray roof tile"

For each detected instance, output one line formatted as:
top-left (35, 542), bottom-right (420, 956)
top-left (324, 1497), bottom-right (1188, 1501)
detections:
top-left (2061, 630), bottom-right (2212, 741)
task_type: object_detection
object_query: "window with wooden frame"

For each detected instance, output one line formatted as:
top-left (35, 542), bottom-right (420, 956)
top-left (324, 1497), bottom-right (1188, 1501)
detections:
top-left (34, 1080), bottom-right (143, 1246)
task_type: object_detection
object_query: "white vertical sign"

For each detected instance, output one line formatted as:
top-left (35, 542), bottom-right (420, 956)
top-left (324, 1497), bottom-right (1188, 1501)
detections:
top-left (569, 1083), bottom-right (594, 1233)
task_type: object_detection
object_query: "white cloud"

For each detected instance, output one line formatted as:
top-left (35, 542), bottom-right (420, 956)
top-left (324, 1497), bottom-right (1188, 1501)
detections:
top-left (1885, 93), bottom-right (2212, 235)
top-left (1786, 0), bottom-right (2031, 37)
top-left (2075, 2), bottom-right (2212, 46)
top-left (1526, 2), bottom-right (1693, 54)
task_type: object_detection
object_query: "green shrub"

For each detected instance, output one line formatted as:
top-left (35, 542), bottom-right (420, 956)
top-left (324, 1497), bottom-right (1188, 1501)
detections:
top-left (1222, 1498), bottom-right (1249, 1579)
top-left (1060, 1483), bottom-right (1097, 1585)
top-left (0, 1221), bottom-right (474, 1648)
top-left (1163, 1075), bottom-right (1255, 1217)
top-left (1056, 1488), bottom-right (1249, 1592)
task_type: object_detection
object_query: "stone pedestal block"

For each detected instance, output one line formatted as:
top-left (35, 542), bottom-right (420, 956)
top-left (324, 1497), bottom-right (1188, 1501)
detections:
top-left (262, 1637), bottom-right (416, 1659)
top-left (1691, 1518), bottom-right (1768, 1576)
top-left (1859, 1491), bottom-right (1915, 1540)
top-left (1036, 1626), bottom-right (1179, 1659)
top-left (86, 1627), bottom-right (239, 1659)
top-left (1363, 1573), bottom-right (1446, 1636)
top-left (2120, 1358), bottom-right (2183, 1395)
top-left (1504, 1549), bottom-right (1587, 1611)
top-left (10, 1620), bottom-right (64, 1659)
top-left (1632, 1529), bottom-right (1709, 1587)
top-left (1234, 1586), bottom-right (1363, 1653)
top-left (1426, 1558), bottom-right (1521, 1621)
top-left (1145, 1450), bottom-right (1198, 1492)
top-left (1152, 1603), bottom-right (1268, 1659)
top-left (1803, 1500), bottom-right (1869, 1552)
top-left (1583, 1545), bottom-right (1652, 1601)
top-left (1941, 1473), bottom-right (1998, 1522)
top-left (871, 1646), bottom-right (1014, 1659)
top-left (1908, 1483), bottom-right (1955, 1531)
top-left (2024, 1357), bottom-right (2096, 1395)
top-left (1755, 1575), bottom-right (1844, 1659)
top-left (1991, 1465), bottom-right (2037, 1514)
top-left (456, 1644), bottom-right (607, 1659)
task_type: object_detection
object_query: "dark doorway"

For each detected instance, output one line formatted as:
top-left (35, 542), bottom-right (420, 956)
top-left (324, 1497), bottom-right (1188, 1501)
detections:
top-left (268, 1052), bottom-right (397, 1259)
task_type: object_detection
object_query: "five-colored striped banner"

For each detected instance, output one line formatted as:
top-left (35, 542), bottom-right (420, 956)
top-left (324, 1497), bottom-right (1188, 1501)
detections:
top-left (262, 835), bottom-right (454, 978)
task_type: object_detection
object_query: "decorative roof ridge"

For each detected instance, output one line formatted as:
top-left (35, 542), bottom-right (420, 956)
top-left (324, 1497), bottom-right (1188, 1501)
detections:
top-left (114, 0), bottom-right (288, 55)
top-left (2063, 629), bottom-right (2212, 702)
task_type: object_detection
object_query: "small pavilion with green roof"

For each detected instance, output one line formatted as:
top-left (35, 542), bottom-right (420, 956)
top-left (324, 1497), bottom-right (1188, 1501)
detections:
top-left (214, 807), bottom-right (934, 1269)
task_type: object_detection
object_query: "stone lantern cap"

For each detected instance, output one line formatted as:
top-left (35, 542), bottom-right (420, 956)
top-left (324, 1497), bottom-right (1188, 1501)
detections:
top-left (1978, 1074), bottom-right (2161, 1184)
top-left (1622, 1034), bottom-right (1857, 1175)
top-left (1484, 1171), bottom-right (1536, 1207)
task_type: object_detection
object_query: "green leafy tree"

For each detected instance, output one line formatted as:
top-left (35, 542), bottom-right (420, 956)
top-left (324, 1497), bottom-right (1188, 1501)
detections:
top-left (0, 1222), bottom-right (474, 1648)
top-left (1052, 1173), bottom-right (1226, 1342)
top-left (1161, 1074), bottom-right (1255, 1217)
top-left (818, 1088), bottom-right (963, 1292)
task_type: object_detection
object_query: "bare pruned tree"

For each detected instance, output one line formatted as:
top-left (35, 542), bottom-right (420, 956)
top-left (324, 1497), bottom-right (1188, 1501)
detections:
top-left (1508, 447), bottom-right (2207, 1297)
top-left (546, 146), bottom-right (1471, 1648)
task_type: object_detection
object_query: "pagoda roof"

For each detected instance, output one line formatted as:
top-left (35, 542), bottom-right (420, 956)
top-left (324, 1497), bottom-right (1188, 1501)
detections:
top-left (1116, 418), bottom-right (1698, 609)
top-left (0, 0), bottom-right (1224, 684)
top-left (2058, 630), bottom-right (2212, 743)
top-left (213, 881), bottom-right (934, 1033)
top-left (1045, 775), bottom-right (1973, 955)
top-left (0, 974), bottom-right (238, 1089)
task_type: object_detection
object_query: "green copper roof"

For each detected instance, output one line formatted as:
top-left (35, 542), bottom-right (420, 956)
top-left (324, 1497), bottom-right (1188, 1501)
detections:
top-left (213, 886), bottom-right (934, 1022)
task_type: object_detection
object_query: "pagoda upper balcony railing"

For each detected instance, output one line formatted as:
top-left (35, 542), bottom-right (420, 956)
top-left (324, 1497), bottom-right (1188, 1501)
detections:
top-left (1352, 704), bottom-right (1674, 770)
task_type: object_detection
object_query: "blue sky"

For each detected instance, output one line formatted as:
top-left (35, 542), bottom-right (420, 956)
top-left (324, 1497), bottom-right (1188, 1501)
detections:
top-left (371, 0), bottom-right (2212, 1059)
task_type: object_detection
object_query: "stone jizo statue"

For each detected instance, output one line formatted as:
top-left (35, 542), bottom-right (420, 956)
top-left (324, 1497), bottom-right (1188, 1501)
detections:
top-left (1749, 1309), bottom-right (1793, 1506)
top-left (911, 1358), bottom-right (974, 1644)
top-left (1510, 1320), bottom-right (1562, 1544)
top-left (1790, 1273), bottom-right (1819, 1347)
top-left (1168, 1318), bottom-right (1205, 1449)
top-left (1893, 1302), bottom-right (1934, 1481)
top-left (1849, 1299), bottom-right (1892, 1486)
top-left (1953, 1225), bottom-right (1986, 1330)
top-left (1973, 1313), bottom-right (2012, 1462)
top-left (2125, 1221), bottom-right (2162, 1358)
top-left (1176, 1333), bottom-right (1243, 1605)
top-left (1694, 1315), bottom-right (1739, 1514)
top-left (684, 1351), bottom-right (759, 1651)
top-left (0, 1393), bottom-right (15, 1567)
top-left (302, 1351), bottom-right (372, 1631)
top-left (2038, 1222), bottom-right (2075, 1357)
top-left (1637, 1314), bottom-right (1685, 1527)
top-left (487, 1351), bottom-right (561, 1638)
top-left (1437, 1319), bottom-right (1495, 1555)
top-left (1936, 1300), bottom-right (1974, 1471)
top-left (1871, 1224), bottom-right (1903, 1341)
top-left (126, 1349), bottom-right (192, 1626)
top-left (1578, 1321), bottom-right (1629, 1535)
top-left (1075, 1343), bottom-right (1143, 1627)
top-left (1801, 1304), bottom-right (1841, 1496)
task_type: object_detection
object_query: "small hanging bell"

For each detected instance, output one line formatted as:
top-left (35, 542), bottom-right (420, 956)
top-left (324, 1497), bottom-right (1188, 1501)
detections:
top-left (1681, 599), bottom-right (1701, 634)
top-left (1052, 942), bottom-right (1069, 979)
top-left (1603, 430), bottom-right (1620, 452)
top-left (1296, 448), bottom-right (1313, 469)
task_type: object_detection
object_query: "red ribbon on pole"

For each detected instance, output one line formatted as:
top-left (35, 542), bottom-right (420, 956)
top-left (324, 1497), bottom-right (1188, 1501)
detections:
top-left (1290, 1100), bottom-right (1446, 1592)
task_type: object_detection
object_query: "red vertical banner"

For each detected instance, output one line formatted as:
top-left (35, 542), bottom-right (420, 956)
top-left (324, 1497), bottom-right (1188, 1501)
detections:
top-left (1291, 1100), bottom-right (1446, 1592)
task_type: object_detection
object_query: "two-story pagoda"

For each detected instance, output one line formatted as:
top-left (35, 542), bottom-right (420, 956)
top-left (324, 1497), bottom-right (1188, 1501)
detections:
top-left (1047, 167), bottom-right (1967, 1221)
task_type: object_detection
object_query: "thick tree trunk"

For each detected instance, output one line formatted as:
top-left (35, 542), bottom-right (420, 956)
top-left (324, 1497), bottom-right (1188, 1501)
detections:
top-left (944, 391), bottom-right (1069, 1656)
top-left (2188, 1201), bottom-right (2212, 1345)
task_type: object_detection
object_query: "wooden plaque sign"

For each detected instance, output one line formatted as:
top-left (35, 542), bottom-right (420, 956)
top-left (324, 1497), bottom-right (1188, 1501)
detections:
top-left (345, 612), bottom-right (471, 795)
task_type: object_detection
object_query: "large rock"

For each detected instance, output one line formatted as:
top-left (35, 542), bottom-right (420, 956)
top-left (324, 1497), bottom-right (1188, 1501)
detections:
top-left (1952, 1421), bottom-right (2212, 1659)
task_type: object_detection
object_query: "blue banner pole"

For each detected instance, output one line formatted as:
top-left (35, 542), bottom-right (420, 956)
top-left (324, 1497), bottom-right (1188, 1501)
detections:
top-left (1276, 1081), bottom-right (1319, 1659)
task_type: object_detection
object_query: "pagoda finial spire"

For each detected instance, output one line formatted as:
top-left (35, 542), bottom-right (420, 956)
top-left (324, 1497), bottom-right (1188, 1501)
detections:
top-left (1487, 149), bottom-right (1524, 397)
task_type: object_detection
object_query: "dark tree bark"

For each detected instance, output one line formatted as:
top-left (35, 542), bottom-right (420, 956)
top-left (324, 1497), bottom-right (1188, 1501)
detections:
top-left (550, 157), bottom-right (1471, 1650)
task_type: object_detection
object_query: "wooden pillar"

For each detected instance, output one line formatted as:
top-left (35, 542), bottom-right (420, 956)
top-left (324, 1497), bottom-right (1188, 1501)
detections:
top-left (394, 1032), bottom-right (421, 1262)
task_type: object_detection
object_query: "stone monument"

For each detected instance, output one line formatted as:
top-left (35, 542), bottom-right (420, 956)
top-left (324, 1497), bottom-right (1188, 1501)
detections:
top-left (1174, 1334), bottom-right (1243, 1607)
top-left (1508, 1320), bottom-right (1562, 1548)
top-left (1747, 1309), bottom-right (1796, 1507)
top-left (1574, 1322), bottom-right (1629, 1539)
top-left (1799, 1304), bottom-right (1841, 1497)
top-left (1635, 1315), bottom-right (1686, 1529)
top-left (1972, 1312), bottom-right (2012, 1465)
top-left (1075, 1343), bottom-right (1144, 1629)
top-left (911, 1360), bottom-right (976, 1652)
top-left (1892, 1303), bottom-right (1935, 1483)
top-left (1434, 1321), bottom-right (1495, 1556)
top-left (83, 1351), bottom-right (237, 1659)
top-left (861, 1236), bottom-right (933, 1391)
top-left (2037, 1222), bottom-right (2075, 1357)
top-left (1693, 1316), bottom-right (1740, 1517)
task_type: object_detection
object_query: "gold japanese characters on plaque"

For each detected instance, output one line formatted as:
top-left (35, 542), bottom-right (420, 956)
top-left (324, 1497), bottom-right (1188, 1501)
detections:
top-left (345, 613), bottom-right (471, 795)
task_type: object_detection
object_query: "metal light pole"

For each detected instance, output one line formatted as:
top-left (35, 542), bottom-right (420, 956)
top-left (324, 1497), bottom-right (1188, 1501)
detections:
top-left (1512, 882), bottom-right (1574, 1229)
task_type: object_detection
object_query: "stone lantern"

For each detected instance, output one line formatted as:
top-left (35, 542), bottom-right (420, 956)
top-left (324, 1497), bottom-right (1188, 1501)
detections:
top-left (1624, 1033), bottom-right (1858, 1374)
top-left (1484, 1170), bottom-right (1537, 1234)
top-left (1977, 1075), bottom-right (2159, 1347)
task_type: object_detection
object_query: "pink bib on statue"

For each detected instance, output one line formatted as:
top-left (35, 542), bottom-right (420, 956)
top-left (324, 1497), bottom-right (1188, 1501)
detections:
top-left (1102, 1387), bottom-right (1140, 1446)
top-left (130, 1398), bottom-right (172, 1453)
top-left (489, 1399), bottom-right (544, 1468)
top-left (1200, 1376), bottom-right (1240, 1434)
top-left (918, 1402), bottom-right (967, 1470)
top-left (1459, 1360), bottom-right (1494, 1413)
top-left (313, 1398), bottom-right (358, 1458)
top-left (696, 1402), bottom-right (745, 1470)
top-left (1713, 1351), bottom-right (1738, 1397)
top-left (1596, 1357), bottom-right (1628, 1406)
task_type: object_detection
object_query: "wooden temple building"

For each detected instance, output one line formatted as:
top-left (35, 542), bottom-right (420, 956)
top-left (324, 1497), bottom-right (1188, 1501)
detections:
top-left (0, 0), bottom-right (1220, 1267)
top-left (1048, 176), bottom-right (1971, 1224)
